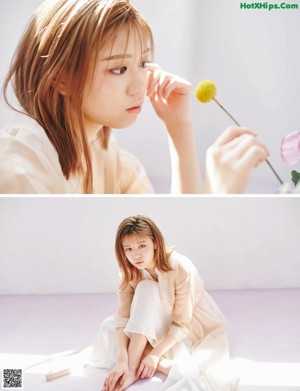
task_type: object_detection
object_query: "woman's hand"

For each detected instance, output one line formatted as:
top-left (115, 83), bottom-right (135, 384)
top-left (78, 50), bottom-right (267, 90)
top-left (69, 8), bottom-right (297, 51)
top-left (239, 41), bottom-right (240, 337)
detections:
top-left (206, 127), bottom-right (270, 194)
top-left (146, 64), bottom-right (192, 127)
top-left (103, 359), bottom-right (128, 391)
top-left (136, 353), bottom-right (160, 379)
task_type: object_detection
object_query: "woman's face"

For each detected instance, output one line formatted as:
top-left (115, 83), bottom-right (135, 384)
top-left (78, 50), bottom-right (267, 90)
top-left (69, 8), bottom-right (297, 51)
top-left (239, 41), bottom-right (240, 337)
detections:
top-left (82, 26), bottom-right (151, 139)
top-left (122, 234), bottom-right (156, 271)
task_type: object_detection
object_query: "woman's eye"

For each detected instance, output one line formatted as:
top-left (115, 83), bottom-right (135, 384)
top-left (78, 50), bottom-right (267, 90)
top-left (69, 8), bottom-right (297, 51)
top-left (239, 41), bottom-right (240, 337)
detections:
top-left (111, 66), bottom-right (127, 75)
top-left (125, 248), bottom-right (131, 252)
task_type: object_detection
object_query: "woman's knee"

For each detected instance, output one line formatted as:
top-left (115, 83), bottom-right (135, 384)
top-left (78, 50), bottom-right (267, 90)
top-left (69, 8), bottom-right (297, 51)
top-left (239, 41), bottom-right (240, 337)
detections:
top-left (135, 279), bottom-right (159, 296)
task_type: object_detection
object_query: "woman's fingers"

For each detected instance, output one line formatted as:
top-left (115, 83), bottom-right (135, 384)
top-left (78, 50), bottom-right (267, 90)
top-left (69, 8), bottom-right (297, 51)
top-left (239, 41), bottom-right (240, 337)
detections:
top-left (102, 375), bottom-right (110, 391)
top-left (147, 64), bottom-right (193, 125)
top-left (209, 128), bottom-right (269, 169)
top-left (238, 144), bottom-right (269, 171)
top-left (147, 66), bottom-right (190, 100)
top-left (147, 64), bottom-right (162, 97)
top-left (156, 74), bottom-right (171, 99)
top-left (145, 62), bottom-right (161, 72)
top-left (137, 363), bottom-right (148, 379)
top-left (223, 133), bottom-right (269, 161)
top-left (148, 71), bottom-right (170, 99)
top-left (214, 126), bottom-right (257, 147)
top-left (163, 78), bottom-right (191, 99)
top-left (236, 135), bottom-right (269, 162)
top-left (107, 373), bottom-right (119, 391)
top-left (138, 365), bottom-right (154, 379)
top-left (140, 366), bottom-right (148, 379)
top-left (147, 69), bottom-right (160, 97)
top-left (119, 373), bottom-right (126, 386)
top-left (146, 368), bottom-right (155, 378)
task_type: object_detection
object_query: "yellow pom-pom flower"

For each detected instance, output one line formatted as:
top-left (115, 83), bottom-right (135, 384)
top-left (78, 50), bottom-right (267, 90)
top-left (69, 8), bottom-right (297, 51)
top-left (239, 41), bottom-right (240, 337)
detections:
top-left (195, 80), bottom-right (217, 103)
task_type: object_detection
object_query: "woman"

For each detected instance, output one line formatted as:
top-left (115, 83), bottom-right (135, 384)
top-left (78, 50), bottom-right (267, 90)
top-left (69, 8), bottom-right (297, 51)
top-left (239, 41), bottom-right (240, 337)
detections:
top-left (90, 215), bottom-right (237, 391)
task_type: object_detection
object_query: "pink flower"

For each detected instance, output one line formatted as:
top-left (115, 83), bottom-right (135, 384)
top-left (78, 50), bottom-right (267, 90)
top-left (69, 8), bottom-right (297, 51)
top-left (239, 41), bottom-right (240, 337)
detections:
top-left (280, 131), bottom-right (300, 165)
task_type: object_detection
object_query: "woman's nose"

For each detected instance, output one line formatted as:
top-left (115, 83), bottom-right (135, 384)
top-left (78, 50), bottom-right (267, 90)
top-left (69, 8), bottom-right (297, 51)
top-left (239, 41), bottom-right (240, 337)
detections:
top-left (126, 70), bottom-right (147, 97)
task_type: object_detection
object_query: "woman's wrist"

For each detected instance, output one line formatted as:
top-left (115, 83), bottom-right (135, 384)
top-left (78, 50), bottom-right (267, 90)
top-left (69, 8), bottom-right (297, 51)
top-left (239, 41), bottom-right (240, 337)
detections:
top-left (164, 120), bottom-right (194, 141)
top-left (166, 121), bottom-right (202, 194)
top-left (150, 347), bottom-right (162, 358)
top-left (165, 121), bottom-right (198, 158)
top-left (150, 334), bottom-right (178, 358)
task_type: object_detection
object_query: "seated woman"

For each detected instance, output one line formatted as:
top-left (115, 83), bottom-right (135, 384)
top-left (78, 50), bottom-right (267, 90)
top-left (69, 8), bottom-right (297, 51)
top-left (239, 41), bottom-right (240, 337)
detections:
top-left (90, 215), bottom-right (238, 391)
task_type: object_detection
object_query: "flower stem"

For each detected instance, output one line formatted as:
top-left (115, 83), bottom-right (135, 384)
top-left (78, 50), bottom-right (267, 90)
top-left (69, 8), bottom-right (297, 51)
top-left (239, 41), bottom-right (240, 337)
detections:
top-left (213, 98), bottom-right (284, 185)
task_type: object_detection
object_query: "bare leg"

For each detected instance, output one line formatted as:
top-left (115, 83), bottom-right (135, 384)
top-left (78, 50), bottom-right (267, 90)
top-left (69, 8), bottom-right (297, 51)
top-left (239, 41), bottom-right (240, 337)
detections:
top-left (128, 333), bottom-right (148, 373)
top-left (117, 333), bottom-right (148, 391)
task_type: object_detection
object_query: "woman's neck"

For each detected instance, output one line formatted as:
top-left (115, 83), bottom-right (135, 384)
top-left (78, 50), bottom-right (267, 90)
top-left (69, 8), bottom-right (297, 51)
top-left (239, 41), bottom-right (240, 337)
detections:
top-left (87, 126), bottom-right (104, 144)
top-left (145, 265), bottom-right (158, 281)
top-left (83, 117), bottom-right (104, 144)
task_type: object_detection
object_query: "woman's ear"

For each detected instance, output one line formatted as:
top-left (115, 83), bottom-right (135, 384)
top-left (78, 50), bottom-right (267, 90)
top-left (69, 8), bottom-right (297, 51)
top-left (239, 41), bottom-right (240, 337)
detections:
top-left (56, 80), bottom-right (68, 96)
top-left (51, 77), bottom-right (68, 96)
top-left (57, 80), bottom-right (67, 96)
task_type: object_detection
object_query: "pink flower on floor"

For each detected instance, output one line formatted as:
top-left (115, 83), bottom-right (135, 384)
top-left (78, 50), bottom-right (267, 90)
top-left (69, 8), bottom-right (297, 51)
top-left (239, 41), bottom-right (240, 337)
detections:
top-left (280, 131), bottom-right (300, 165)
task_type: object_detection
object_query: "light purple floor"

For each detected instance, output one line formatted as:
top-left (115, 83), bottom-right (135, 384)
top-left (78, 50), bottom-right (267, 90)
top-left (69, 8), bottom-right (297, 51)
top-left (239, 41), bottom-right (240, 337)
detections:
top-left (1, 289), bottom-right (300, 390)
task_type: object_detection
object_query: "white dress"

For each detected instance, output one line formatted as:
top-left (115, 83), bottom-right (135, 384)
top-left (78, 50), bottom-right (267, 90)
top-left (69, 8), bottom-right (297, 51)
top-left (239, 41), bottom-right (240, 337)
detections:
top-left (0, 112), bottom-right (153, 194)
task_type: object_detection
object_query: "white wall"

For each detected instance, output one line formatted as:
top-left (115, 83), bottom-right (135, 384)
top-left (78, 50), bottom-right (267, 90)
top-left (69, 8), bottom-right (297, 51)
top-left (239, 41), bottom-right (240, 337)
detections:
top-left (1, 1), bottom-right (299, 193)
top-left (0, 197), bottom-right (299, 294)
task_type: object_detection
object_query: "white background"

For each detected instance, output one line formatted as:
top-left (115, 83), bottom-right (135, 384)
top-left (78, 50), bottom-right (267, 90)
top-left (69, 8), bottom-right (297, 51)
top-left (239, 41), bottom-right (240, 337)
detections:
top-left (0, 0), bottom-right (299, 193)
top-left (0, 197), bottom-right (299, 294)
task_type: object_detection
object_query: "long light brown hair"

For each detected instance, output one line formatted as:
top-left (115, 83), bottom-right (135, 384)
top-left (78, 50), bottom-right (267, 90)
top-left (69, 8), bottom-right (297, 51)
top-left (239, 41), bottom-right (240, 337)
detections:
top-left (115, 215), bottom-right (173, 288)
top-left (3, 0), bottom-right (154, 193)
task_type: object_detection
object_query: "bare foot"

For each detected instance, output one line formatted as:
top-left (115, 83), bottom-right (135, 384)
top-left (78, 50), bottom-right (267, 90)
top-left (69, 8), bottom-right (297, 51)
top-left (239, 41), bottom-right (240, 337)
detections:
top-left (116, 371), bottom-right (139, 391)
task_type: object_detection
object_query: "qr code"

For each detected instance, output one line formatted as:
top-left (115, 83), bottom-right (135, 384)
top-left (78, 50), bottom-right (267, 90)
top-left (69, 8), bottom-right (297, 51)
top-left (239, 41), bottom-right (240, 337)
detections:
top-left (2, 369), bottom-right (23, 389)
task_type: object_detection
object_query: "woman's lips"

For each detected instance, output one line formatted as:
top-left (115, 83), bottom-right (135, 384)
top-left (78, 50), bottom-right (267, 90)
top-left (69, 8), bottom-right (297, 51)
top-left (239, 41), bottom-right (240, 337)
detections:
top-left (126, 105), bottom-right (142, 114)
top-left (135, 261), bottom-right (144, 265)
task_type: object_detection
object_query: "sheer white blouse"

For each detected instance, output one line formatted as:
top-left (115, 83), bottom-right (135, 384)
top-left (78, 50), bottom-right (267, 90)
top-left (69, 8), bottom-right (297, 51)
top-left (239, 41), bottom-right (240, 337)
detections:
top-left (0, 112), bottom-right (154, 194)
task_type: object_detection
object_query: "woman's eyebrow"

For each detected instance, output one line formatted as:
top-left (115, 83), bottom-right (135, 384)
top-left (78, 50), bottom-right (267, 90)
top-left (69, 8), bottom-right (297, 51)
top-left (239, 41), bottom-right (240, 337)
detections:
top-left (100, 48), bottom-right (150, 62)
top-left (122, 240), bottom-right (147, 247)
top-left (101, 54), bottom-right (132, 61)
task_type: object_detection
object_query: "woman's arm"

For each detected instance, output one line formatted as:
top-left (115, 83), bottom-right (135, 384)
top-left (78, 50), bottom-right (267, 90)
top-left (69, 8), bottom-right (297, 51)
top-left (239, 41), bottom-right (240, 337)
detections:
top-left (167, 121), bottom-right (202, 194)
top-left (136, 334), bottom-right (178, 379)
top-left (147, 65), bottom-right (202, 194)
top-left (147, 65), bottom-right (270, 194)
